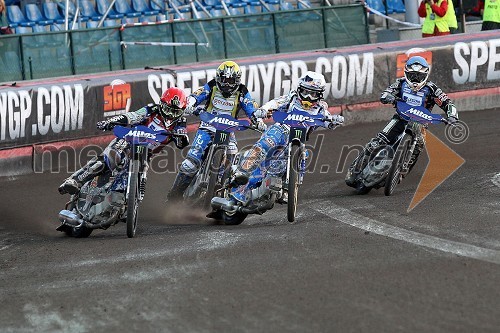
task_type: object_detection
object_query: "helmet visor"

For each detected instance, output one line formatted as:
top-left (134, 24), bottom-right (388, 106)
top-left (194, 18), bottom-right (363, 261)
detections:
top-left (160, 102), bottom-right (183, 120)
top-left (406, 71), bottom-right (427, 84)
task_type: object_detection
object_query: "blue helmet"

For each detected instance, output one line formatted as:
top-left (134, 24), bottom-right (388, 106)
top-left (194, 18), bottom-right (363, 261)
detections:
top-left (404, 56), bottom-right (430, 91)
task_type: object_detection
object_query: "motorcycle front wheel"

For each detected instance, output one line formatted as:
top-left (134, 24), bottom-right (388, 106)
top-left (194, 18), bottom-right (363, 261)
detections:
top-left (126, 159), bottom-right (140, 238)
top-left (204, 148), bottom-right (225, 211)
top-left (287, 143), bottom-right (301, 223)
top-left (385, 134), bottom-right (412, 196)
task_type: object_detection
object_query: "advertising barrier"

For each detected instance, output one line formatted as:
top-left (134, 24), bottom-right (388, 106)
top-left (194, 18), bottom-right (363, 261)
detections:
top-left (1, 30), bottom-right (500, 175)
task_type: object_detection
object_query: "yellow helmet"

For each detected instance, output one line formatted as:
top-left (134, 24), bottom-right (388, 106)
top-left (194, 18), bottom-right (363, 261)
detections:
top-left (216, 61), bottom-right (242, 97)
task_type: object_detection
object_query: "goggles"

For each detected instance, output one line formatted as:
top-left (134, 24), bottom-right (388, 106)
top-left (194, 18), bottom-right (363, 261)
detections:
top-left (298, 88), bottom-right (322, 101)
top-left (160, 102), bottom-right (183, 119)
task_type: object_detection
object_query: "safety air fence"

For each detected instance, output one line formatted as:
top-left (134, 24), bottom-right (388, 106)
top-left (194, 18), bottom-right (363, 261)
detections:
top-left (0, 5), bottom-right (368, 82)
top-left (1, 29), bottom-right (500, 176)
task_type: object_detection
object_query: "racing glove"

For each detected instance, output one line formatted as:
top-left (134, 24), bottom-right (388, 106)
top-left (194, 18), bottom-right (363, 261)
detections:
top-left (183, 96), bottom-right (198, 116)
top-left (172, 117), bottom-right (189, 149)
top-left (380, 92), bottom-right (396, 105)
top-left (253, 108), bottom-right (272, 119)
top-left (96, 115), bottom-right (127, 131)
top-left (173, 127), bottom-right (189, 149)
top-left (326, 114), bottom-right (344, 129)
top-left (251, 115), bottom-right (267, 132)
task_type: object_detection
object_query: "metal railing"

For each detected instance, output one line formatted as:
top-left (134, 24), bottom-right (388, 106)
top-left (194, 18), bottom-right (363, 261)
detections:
top-left (0, 4), bottom-right (368, 83)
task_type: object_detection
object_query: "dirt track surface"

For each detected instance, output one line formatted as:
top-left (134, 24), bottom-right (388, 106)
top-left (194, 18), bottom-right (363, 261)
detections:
top-left (1, 109), bottom-right (499, 333)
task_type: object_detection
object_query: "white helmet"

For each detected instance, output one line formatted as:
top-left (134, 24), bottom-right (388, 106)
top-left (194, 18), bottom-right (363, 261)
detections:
top-left (404, 56), bottom-right (430, 92)
top-left (297, 71), bottom-right (326, 109)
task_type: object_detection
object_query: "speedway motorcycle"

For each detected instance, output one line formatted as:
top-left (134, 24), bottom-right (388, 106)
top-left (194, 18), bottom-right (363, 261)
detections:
top-left (57, 125), bottom-right (178, 238)
top-left (210, 108), bottom-right (333, 224)
top-left (183, 111), bottom-right (260, 211)
top-left (353, 100), bottom-right (452, 195)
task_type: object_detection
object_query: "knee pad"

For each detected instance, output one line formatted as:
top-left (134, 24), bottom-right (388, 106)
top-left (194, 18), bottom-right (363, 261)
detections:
top-left (179, 157), bottom-right (200, 176)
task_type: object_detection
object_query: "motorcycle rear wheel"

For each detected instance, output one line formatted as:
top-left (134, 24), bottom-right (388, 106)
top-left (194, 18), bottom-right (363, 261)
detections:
top-left (221, 211), bottom-right (248, 225)
top-left (126, 159), bottom-right (140, 238)
top-left (385, 134), bottom-right (412, 196)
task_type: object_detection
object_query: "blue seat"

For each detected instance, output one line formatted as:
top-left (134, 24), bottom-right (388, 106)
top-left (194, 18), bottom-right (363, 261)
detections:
top-left (280, 1), bottom-right (294, 10)
top-left (366, 0), bottom-right (385, 13)
top-left (387, 0), bottom-right (405, 13)
top-left (15, 25), bottom-right (33, 34)
top-left (96, 0), bottom-right (125, 19)
top-left (115, 0), bottom-right (142, 18)
top-left (210, 4), bottom-right (225, 17)
top-left (203, 0), bottom-right (220, 7)
top-left (42, 2), bottom-right (66, 24)
top-left (244, 2), bottom-right (261, 14)
top-left (59, 1), bottom-right (90, 22)
top-left (263, 0), bottom-right (279, 12)
top-left (103, 19), bottom-right (119, 26)
top-left (80, 0), bottom-right (103, 21)
top-left (230, 2), bottom-right (246, 14)
top-left (86, 20), bottom-right (99, 28)
top-left (25, 4), bottom-right (54, 26)
top-left (151, 0), bottom-right (168, 15)
top-left (7, 5), bottom-right (36, 27)
top-left (132, 0), bottom-right (160, 16)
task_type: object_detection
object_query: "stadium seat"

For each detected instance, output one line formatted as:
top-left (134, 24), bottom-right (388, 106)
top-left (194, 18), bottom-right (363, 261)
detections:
top-left (115, 0), bottom-right (142, 18)
top-left (42, 2), bottom-right (66, 24)
top-left (230, 3), bottom-right (246, 14)
top-left (25, 4), bottom-right (54, 26)
top-left (280, 1), bottom-right (294, 10)
top-left (203, 0), bottom-right (220, 7)
top-left (297, 0), bottom-right (311, 8)
top-left (59, 1), bottom-right (90, 22)
top-left (387, 0), bottom-right (406, 13)
top-left (244, 2), bottom-right (261, 14)
top-left (96, 0), bottom-right (125, 19)
top-left (150, 0), bottom-right (171, 19)
top-left (366, 0), bottom-right (393, 14)
top-left (15, 25), bottom-right (33, 34)
top-left (263, 0), bottom-right (279, 12)
top-left (210, 4), bottom-right (225, 16)
top-left (132, 0), bottom-right (160, 16)
top-left (80, 0), bottom-right (104, 21)
top-left (103, 19), bottom-right (119, 26)
top-left (7, 5), bottom-right (36, 27)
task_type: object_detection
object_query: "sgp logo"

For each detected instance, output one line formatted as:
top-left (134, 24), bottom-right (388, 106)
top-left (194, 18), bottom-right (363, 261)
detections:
top-left (396, 49), bottom-right (433, 78)
top-left (104, 79), bottom-right (132, 113)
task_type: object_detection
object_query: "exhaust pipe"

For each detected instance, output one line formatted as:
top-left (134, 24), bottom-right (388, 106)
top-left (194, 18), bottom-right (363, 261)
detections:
top-left (58, 210), bottom-right (85, 227)
top-left (211, 194), bottom-right (276, 215)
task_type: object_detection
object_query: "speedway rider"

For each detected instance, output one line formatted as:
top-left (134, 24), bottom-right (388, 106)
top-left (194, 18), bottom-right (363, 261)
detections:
top-left (166, 60), bottom-right (266, 200)
top-left (345, 55), bottom-right (459, 189)
top-left (229, 71), bottom-right (345, 204)
top-left (58, 87), bottom-right (190, 195)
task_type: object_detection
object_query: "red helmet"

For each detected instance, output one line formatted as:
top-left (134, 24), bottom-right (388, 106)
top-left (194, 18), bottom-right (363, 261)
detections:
top-left (160, 87), bottom-right (187, 121)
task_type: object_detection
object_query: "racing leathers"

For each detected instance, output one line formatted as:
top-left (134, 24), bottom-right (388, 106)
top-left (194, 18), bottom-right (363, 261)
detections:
top-left (345, 78), bottom-right (459, 187)
top-left (230, 91), bottom-right (343, 204)
top-left (166, 80), bottom-right (262, 200)
top-left (58, 104), bottom-right (189, 195)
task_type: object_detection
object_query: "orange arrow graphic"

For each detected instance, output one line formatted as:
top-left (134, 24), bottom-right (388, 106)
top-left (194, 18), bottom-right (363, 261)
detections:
top-left (408, 130), bottom-right (465, 212)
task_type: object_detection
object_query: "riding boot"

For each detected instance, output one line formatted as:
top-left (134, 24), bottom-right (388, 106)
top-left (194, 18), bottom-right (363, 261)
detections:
top-left (58, 156), bottom-right (106, 195)
top-left (166, 172), bottom-right (193, 202)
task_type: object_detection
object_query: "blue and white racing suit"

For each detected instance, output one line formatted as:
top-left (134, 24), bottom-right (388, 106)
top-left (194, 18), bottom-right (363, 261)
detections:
top-left (167, 79), bottom-right (259, 198)
top-left (231, 91), bottom-right (334, 203)
top-left (345, 78), bottom-right (458, 186)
